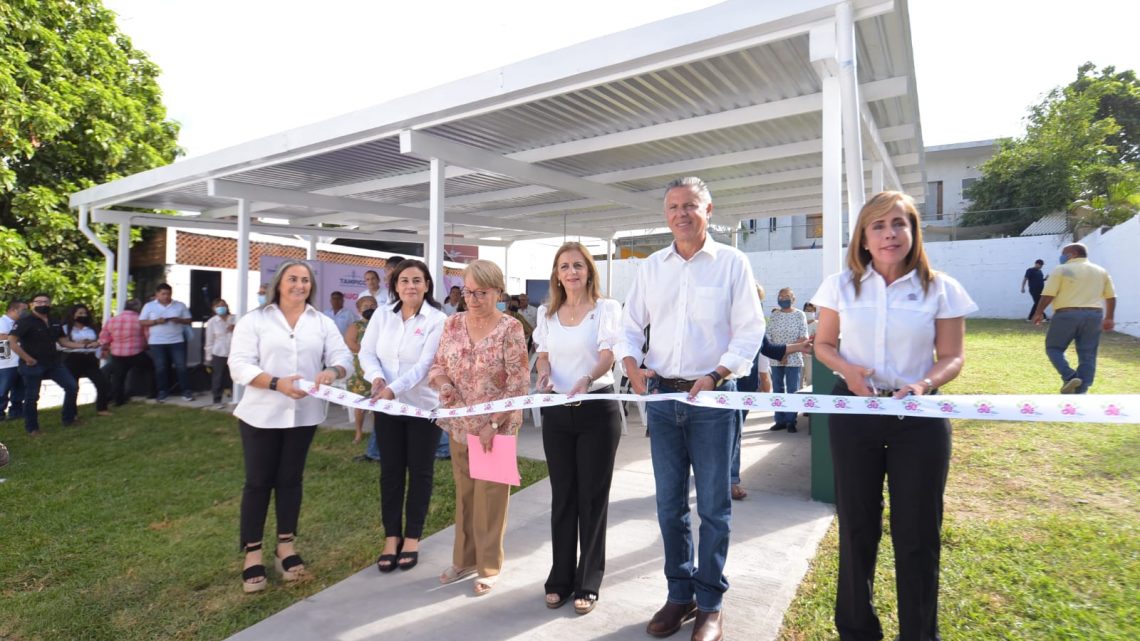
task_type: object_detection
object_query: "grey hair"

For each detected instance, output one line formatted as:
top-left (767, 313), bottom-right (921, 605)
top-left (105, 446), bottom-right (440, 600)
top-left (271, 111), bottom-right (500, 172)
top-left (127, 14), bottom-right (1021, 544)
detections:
top-left (664, 176), bottom-right (712, 203)
top-left (266, 259), bottom-right (318, 307)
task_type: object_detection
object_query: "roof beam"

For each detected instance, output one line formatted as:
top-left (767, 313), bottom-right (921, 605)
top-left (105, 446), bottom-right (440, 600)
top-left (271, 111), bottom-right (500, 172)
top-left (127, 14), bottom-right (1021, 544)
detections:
top-left (399, 130), bottom-right (660, 213)
top-left (205, 179), bottom-right (568, 236)
top-left (860, 109), bottom-right (902, 190)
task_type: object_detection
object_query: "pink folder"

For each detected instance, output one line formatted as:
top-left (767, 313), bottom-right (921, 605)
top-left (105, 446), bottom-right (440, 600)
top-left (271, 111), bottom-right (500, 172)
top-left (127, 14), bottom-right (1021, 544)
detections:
top-left (466, 434), bottom-right (522, 486)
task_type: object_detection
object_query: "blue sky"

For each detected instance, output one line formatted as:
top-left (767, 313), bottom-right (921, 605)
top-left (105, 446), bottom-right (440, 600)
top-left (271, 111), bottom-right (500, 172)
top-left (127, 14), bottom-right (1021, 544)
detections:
top-left (106, 0), bottom-right (1140, 158)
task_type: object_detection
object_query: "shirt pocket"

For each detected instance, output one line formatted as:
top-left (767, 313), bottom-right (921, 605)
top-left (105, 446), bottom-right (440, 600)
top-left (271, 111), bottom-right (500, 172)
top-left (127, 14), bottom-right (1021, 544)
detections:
top-left (692, 286), bottom-right (728, 321)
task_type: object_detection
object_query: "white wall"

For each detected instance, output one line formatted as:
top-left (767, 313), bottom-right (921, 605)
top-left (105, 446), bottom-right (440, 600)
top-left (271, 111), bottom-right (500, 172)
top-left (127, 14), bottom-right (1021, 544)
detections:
top-left (598, 221), bottom-right (1139, 338)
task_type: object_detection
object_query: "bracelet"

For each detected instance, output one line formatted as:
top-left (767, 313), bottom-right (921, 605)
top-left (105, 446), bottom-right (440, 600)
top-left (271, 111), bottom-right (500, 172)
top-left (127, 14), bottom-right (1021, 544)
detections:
top-left (705, 370), bottom-right (724, 386)
top-left (269, 376), bottom-right (279, 391)
top-left (581, 374), bottom-right (593, 383)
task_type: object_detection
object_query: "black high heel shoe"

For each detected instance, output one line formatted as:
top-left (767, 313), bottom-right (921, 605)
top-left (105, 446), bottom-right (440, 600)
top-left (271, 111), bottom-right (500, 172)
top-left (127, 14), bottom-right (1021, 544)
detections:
top-left (275, 535), bottom-right (306, 582)
top-left (397, 545), bottom-right (419, 571)
top-left (242, 542), bottom-right (267, 593)
top-left (376, 538), bottom-right (403, 573)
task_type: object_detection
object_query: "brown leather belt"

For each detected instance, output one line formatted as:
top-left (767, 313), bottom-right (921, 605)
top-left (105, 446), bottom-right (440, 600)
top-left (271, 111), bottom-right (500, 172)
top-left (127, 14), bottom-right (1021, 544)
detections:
top-left (657, 377), bottom-right (698, 393)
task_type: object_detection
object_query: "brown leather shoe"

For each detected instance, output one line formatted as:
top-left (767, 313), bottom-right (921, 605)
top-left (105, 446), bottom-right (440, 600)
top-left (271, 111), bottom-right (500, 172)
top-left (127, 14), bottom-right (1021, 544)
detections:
top-left (690, 610), bottom-right (723, 641)
top-left (646, 600), bottom-right (697, 637)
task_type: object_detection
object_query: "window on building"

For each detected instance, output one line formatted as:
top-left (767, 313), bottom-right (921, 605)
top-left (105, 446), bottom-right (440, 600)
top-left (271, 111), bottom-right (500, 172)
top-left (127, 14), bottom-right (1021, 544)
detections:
top-left (961, 177), bottom-right (977, 195)
top-left (747, 218), bottom-right (758, 232)
top-left (769, 217), bottom-right (778, 233)
top-left (927, 181), bottom-right (944, 220)
top-left (806, 214), bottom-right (823, 239)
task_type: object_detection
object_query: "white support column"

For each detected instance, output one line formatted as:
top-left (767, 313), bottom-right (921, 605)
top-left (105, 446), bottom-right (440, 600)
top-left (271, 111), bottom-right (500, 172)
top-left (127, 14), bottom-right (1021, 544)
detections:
top-left (503, 241), bottom-right (515, 289)
top-left (871, 161), bottom-right (885, 195)
top-left (837, 1), bottom-right (865, 239)
top-left (235, 199), bottom-right (251, 404)
top-left (731, 221), bottom-right (740, 248)
top-left (428, 158), bottom-right (446, 302)
top-left (307, 235), bottom-right (318, 260)
top-left (822, 75), bottom-right (844, 278)
top-left (607, 234), bottom-right (616, 297)
top-left (117, 224), bottom-right (131, 311)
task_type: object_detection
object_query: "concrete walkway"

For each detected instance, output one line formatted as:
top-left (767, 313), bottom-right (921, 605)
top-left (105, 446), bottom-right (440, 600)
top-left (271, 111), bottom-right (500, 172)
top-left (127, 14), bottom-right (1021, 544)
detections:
top-left (218, 403), bottom-right (834, 641)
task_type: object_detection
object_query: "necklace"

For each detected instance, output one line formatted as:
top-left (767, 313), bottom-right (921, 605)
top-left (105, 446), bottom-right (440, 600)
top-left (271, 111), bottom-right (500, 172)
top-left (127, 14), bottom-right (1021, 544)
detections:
top-left (562, 299), bottom-right (591, 324)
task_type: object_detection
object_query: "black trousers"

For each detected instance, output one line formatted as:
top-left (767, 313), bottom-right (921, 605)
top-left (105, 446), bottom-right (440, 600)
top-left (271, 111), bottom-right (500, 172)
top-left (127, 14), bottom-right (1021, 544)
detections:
top-left (210, 355), bottom-right (232, 403)
top-left (827, 381), bottom-right (950, 641)
top-left (376, 412), bottom-right (441, 539)
top-left (239, 421), bottom-right (317, 547)
top-left (540, 391), bottom-right (622, 599)
top-left (1027, 289), bottom-right (1046, 320)
top-left (108, 352), bottom-right (153, 405)
top-left (64, 353), bottom-right (111, 412)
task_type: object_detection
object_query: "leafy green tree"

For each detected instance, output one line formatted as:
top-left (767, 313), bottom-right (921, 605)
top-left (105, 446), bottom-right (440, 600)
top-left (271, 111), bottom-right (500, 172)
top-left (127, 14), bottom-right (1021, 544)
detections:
top-left (1, 0), bottom-right (180, 315)
top-left (961, 63), bottom-right (1140, 229)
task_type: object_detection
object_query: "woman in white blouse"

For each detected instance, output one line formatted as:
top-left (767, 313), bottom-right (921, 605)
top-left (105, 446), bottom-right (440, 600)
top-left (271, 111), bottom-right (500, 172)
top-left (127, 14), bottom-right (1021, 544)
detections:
top-left (204, 298), bottom-right (236, 408)
top-left (811, 191), bottom-right (977, 641)
top-left (359, 259), bottom-right (447, 574)
top-left (534, 242), bottom-right (623, 616)
top-left (228, 260), bottom-right (353, 593)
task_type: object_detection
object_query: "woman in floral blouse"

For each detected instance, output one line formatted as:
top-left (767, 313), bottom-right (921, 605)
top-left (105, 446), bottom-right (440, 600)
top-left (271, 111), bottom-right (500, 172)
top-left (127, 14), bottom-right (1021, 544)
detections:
top-left (428, 259), bottom-right (528, 597)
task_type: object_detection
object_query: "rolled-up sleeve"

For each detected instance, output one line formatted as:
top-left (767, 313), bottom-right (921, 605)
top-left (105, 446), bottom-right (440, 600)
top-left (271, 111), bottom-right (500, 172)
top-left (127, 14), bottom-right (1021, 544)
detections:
top-left (719, 260), bottom-right (765, 377)
top-left (228, 313), bottom-right (263, 385)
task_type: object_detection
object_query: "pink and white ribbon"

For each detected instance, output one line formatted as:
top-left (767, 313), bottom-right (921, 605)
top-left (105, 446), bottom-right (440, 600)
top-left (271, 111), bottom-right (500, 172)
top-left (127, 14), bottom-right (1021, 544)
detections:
top-left (302, 382), bottom-right (1140, 425)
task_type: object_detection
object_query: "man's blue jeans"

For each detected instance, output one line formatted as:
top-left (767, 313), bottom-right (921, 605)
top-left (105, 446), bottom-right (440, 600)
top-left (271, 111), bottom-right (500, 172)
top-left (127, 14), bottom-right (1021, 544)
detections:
top-left (770, 365), bottom-right (802, 425)
top-left (646, 379), bottom-right (736, 612)
top-left (1045, 309), bottom-right (1102, 393)
top-left (18, 362), bottom-right (78, 433)
top-left (0, 366), bottom-right (24, 419)
top-left (149, 342), bottom-right (189, 399)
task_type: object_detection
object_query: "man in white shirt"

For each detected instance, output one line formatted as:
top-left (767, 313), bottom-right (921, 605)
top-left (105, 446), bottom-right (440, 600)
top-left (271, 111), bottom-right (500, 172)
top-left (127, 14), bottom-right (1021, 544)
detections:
top-left (360, 270), bottom-right (388, 307)
top-left (323, 291), bottom-right (355, 335)
top-left (0, 300), bottom-right (28, 422)
top-left (517, 292), bottom-right (538, 327)
top-left (617, 176), bottom-right (764, 641)
top-left (139, 283), bottom-right (194, 402)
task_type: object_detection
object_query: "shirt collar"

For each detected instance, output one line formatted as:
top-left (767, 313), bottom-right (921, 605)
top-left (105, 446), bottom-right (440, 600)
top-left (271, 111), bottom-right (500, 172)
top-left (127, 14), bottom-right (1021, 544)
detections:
top-left (665, 236), bottom-right (720, 262)
top-left (858, 264), bottom-right (919, 286)
top-left (1067, 257), bottom-right (1088, 264)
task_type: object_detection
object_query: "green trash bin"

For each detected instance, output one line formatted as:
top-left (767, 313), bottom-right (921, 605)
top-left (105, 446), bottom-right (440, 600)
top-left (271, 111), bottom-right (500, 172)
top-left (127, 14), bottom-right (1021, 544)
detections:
top-left (809, 353), bottom-right (836, 504)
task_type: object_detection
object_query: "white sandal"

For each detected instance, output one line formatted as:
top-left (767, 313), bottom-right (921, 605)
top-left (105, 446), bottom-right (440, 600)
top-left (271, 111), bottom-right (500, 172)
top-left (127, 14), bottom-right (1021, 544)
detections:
top-left (439, 565), bottom-right (476, 585)
top-left (473, 574), bottom-right (498, 596)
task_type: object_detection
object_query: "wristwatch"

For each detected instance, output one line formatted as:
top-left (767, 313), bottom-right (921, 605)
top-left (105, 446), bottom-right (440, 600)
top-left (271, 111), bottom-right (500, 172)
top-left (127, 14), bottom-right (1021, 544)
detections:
top-left (269, 376), bottom-right (279, 391)
top-left (922, 377), bottom-right (935, 392)
top-left (705, 370), bottom-right (724, 386)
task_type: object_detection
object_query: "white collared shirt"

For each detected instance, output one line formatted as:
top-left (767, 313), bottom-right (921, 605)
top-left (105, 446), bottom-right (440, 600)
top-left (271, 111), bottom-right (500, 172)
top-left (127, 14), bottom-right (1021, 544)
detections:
top-left (534, 298), bottom-right (622, 393)
top-left (139, 299), bottom-right (191, 345)
top-left (360, 287), bottom-right (389, 306)
top-left (229, 304), bottom-right (354, 429)
top-left (811, 268), bottom-right (978, 390)
top-left (204, 314), bottom-right (237, 357)
top-left (323, 307), bottom-right (355, 335)
top-left (519, 305), bottom-right (538, 328)
top-left (358, 302), bottom-right (447, 411)
top-left (617, 238), bottom-right (765, 379)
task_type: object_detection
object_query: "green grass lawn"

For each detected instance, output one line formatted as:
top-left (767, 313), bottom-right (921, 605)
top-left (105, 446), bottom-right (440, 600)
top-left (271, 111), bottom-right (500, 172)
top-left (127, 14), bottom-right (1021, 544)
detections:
top-left (780, 319), bottom-right (1140, 641)
top-left (0, 407), bottom-right (547, 641)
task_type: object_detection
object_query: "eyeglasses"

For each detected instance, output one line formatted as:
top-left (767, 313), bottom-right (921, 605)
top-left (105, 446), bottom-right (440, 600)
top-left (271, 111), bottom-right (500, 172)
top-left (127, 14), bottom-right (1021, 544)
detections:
top-left (461, 288), bottom-right (494, 300)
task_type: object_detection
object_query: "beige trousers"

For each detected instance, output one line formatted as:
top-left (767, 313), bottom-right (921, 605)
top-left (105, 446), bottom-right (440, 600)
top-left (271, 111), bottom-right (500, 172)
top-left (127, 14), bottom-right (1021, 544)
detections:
top-left (449, 435), bottom-right (511, 578)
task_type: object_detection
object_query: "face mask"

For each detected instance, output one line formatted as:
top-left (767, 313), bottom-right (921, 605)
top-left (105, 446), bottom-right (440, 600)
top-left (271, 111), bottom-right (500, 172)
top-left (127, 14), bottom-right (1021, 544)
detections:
top-left (361, 308), bottom-right (376, 320)
top-left (257, 294), bottom-right (267, 305)
top-left (34, 305), bottom-right (51, 316)
top-left (778, 300), bottom-right (792, 309)
top-left (496, 302), bottom-right (507, 311)
top-left (74, 315), bottom-right (89, 324)
top-left (215, 306), bottom-right (228, 316)
top-left (1058, 254), bottom-right (1069, 264)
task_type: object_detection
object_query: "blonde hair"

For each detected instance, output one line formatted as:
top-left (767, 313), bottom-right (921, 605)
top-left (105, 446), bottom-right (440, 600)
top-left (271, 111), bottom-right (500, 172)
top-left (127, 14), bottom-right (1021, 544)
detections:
top-left (847, 191), bottom-right (933, 298)
top-left (463, 259), bottom-right (506, 292)
top-left (545, 242), bottom-right (603, 317)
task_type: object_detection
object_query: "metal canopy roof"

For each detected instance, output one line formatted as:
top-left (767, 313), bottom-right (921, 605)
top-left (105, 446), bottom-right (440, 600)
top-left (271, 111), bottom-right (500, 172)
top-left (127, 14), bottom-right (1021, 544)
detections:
top-left (72, 0), bottom-right (924, 247)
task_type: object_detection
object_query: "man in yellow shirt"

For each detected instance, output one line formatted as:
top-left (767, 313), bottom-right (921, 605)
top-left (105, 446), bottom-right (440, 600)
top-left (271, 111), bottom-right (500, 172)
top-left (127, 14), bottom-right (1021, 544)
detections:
top-left (1032, 242), bottom-right (1116, 394)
